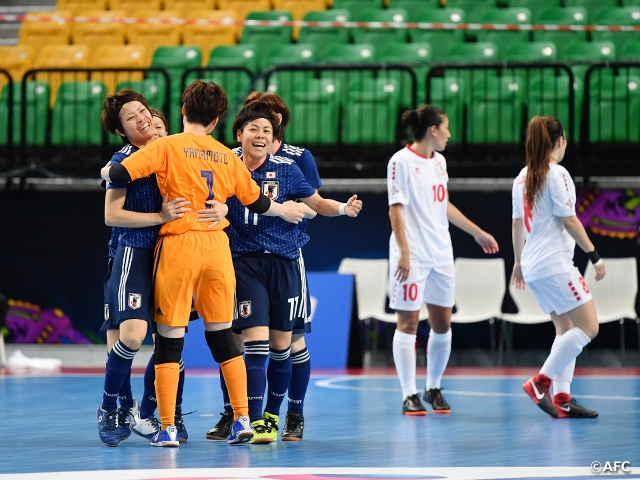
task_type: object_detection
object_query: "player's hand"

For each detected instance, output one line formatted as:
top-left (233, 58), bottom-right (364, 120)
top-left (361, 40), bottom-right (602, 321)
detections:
top-left (511, 262), bottom-right (526, 290)
top-left (196, 200), bottom-right (229, 229)
top-left (394, 252), bottom-right (410, 282)
top-left (160, 194), bottom-right (191, 223)
top-left (594, 261), bottom-right (606, 281)
top-left (100, 162), bottom-right (111, 182)
top-left (475, 231), bottom-right (499, 254)
top-left (280, 200), bottom-right (304, 224)
top-left (344, 194), bottom-right (363, 217)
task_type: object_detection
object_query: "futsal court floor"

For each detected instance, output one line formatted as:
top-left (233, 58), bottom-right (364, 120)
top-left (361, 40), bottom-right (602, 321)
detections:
top-left (1, 367), bottom-right (639, 480)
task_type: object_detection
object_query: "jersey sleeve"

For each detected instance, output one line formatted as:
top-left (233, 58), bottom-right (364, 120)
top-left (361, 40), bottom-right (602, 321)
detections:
top-left (232, 153), bottom-right (261, 205)
top-left (120, 141), bottom-right (166, 181)
top-left (296, 150), bottom-right (322, 189)
top-left (289, 163), bottom-right (317, 199)
top-left (106, 151), bottom-right (130, 190)
top-left (549, 166), bottom-right (576, 218)
top-left (511, 175), bottom-right (523, 219)
top-left (387, 155), bottom-right (409, 206)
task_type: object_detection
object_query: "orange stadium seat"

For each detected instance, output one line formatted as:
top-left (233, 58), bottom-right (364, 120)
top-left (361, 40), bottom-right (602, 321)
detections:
top-left (182, 10), bottom-right (239, 65)
top-left (71, 13), bottom-right (126, 54)
top-left (271, 0), bottom-right (326, 39)
top-left (216, 0), bottom-right (272, 30)
top-left (0, 45), bottom-right (35, 94)
top-left (32, 44), bottom-right (90, 106)
top-left (18, 11), bottom-right (72, 52)
top-left (90, 44), bottom-right (148, 93)
top-left (126, 12), bottom-right (183, 64)
top-left (56, 0), bottom-right (108, 14)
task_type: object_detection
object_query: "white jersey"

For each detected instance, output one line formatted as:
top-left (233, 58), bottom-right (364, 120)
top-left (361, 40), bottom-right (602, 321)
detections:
top-left (387, 145), bottom-right (452, 268)
top-left (511, 163), bottom-right (577, 282)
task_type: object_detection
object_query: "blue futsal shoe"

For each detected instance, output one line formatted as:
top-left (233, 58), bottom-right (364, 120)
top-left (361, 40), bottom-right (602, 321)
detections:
top-left (97, 404), bottom-right (120, 447)
top-left (227, 415), bottom-right (254, 444)
top-left (116, 398), bottom-right (138, 440)
top-left (150, 425), bottom-right (179, 447)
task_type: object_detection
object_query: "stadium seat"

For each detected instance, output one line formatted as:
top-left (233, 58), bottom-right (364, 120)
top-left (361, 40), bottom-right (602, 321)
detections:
top-left (240, 11), bottom-right (293, 46)
top-left (591, 6), bottom-right (640, 55)
top-left (125, 13), bottom-right (182, 64)
top-left (351, 8), bottom-right (409, 50)
top-left (387, 0), bottom-right (441, 16)
top-left (56, 0), bottom-right (108, 14)
top-left (502, 41), bottom-right (558, 97)
top-left (342, 77), bottom-right (401, 144)
top-left (533, 7), bottom-right (589, 46)
top-left (379, 42), bottom-right (432, 107)
top-left (0, 81), bottom-right (49, 146)
top-left (527, 74), bottom-right (573, 143)
top-left (476, 7), bottom-right (532, 47)
top-left (409, 8), bottom-right (465, 61)
top-left (319, 43), bottom-right (378, 87)
top-left (108, 0), bottom-right (161, 11)
top-left (468, 75), bottom-right (525, 144)
top-left (271, 0), bottom-right (326, 39)
top-left (620, 40), bottom-right (640, 60)
top-left (216, 0), bottom-right (271, 27)
top-left (332, 0), bottom-right (385, 17)
top-left (0, 45), bottom-right (35, 95)
top-left (564, 0), bottom-right (620, 19)
top-left (182, 10), bottom-right (239, 66)
top-left (260, 44), bottom-right (318, 96)
top-left (445, 0), bottom-right (494, 23)
top-left (426, 75), bottom-right (466, 143)
top-left (446, 41), bottom-right (499, 63)
top-left (18, 11), bottom-right (72, 53)
top-left (90, 45), bottom-right (148, 94)
top-left (164, 0), bottom-right (215, 10)
top-left (622, 0), bottom-right (640, 4)
top-left (71, 16), bottom-right (126, 55)
top-left (503, 0), bottom-right (549, 19)
top-left (207, 44), bottom-right (260, 75)
top-left (299, 10), bottom-right (352, 57)
top-left (588, 73), bottom-right (640, 142)
top-left (33, 44), bottom-right (90, 106)
top-left (50, 80), bottom-right (107, 145)
top-left (286, 78), bottom-right (343, 144)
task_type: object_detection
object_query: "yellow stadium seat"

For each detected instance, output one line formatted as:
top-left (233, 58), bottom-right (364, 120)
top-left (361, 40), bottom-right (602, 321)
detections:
top-left (271, 0), bottom-right (325, 19)
top-left (18, 11), bottom-right (72, 52)
top-left (90, 45), bottom-right (148, 93)
top-left (163, 0), bottom-right (215, 10)
top-left (182, 10), bottom-right (239, 65)
top-left (32, 44), bottom-right (90, 106)
top-left (56, 0), bottom-right (108, 14)
top-left (126, 12), bottom-right (183, 64)
top-left (216, 0), bottom-right (272, 28)
top-left (0, 45), bottom-right (35, 94)
top-left (72, 14), bottom-right (126, 54)
top-left (108, 0), bottom-right (162, 11)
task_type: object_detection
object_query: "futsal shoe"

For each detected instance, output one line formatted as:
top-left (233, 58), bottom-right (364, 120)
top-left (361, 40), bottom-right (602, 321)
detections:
top-left (423, 388), bottom-right (451, 414)
top-left (130, 412), bottom-right (160, 441)
top-left (206, 411), bottom-right (234, 440)
top-left (402, 393), bottom-right (427, 416)
top-left (150, 425), bottom-right (179, 447)
top-left (97, 404), bottom-right (120, 447)
top-left (227, 415), bottom-right (254, 444)
top-left (116, 398), bottom-right (138, 440)
top-left (553, 394), bottom-right (599, 418)
top-left (522, 374), bottom-right (558, 418)
top-left (249, 414), bottom-right (278, 444)
top-left (175, 415), bottom-right (188, 443)
top-left (281, 411), bottom-right (304, 441)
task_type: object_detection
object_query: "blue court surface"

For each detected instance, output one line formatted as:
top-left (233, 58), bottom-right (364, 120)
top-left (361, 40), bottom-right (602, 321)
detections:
top-left (1, 368), bottom-right (639, 480)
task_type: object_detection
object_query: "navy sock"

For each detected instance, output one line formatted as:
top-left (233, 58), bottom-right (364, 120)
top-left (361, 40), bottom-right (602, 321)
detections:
top-left (265, 346), bottom-right (292, 417)
top-left (102, 340), bottom-right (137, 412)
top-left (287, 347), bottom-right (310, 414)
top-left (219, 365), bottom-right (232, 414)
top-left (244, 340), bottom-right (269, 422)
top-left (176, 358), bottom-right (185, 417)
top-left (139, 354), bottom-right (156, 418)
top-left (119, 370), bottom-right (133, 410)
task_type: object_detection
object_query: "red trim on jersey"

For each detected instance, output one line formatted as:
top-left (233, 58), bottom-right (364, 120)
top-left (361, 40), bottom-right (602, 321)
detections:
top-left (406, 144), bottom-right (434, 159)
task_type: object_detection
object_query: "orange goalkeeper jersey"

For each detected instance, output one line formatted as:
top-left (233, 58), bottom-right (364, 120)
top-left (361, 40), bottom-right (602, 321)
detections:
top-left (121, 131), bottom-right (260, 236)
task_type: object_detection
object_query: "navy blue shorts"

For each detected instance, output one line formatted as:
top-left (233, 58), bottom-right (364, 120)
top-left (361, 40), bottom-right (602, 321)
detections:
top-left (292, 250), bottom-right (312, 335)
top-left (101, 245), bottom-right (154, 331)
top-left (232, 252), bottom-right (307, 334)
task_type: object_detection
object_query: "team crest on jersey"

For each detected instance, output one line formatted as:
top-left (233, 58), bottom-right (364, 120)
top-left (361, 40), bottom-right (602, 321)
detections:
top-left (104, 304), bottom-right (109, 321)
top-left (266, 171), bottom-right (276, 179)
top-left (239, 301), bottom-right (252, 318)
top-left (128, 293), bottom-right (142, 310)
top-left (436, 161), bottom-right (446, 176)
top-left (262, 181), bottom-right (279, 200)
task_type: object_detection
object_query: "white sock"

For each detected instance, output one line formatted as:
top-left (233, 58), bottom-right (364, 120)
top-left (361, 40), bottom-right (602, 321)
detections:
top-left (426, 329), bottom-right (452, 391)
top-left (550, 335), bottom-right (575, 396)
top-left (393, 329), bottom-right (417, 399)
top-left (540, 327), bottom-right (590, 380)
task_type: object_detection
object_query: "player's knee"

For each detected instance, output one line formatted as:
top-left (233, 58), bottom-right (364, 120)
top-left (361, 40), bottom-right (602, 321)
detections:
top-left (154, 334), bottom-right (184, 365)
top-left (291, 333), bottom-right (305, 353)
top-left (205, 328), bottom-right (242, 364)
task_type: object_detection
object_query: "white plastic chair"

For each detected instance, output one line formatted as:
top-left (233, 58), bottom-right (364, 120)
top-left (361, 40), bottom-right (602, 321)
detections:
top-left (451, 257), bottom-right (507, 364)
top-left (584, 257), bottom-right (639, 365)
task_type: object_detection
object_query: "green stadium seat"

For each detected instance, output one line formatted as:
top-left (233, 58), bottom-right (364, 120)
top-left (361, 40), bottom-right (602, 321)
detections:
top-left (533, 7), bottom-right (589, 46)
top-left (426, 75), bottom-right (467, 143)
top-left (527, 74), bottom-right (573, 142)
top-left (565, 0), bottom-right (620, 19)
top-left (342, 77), bottom-right (401, 144)
top-left (468, 75), bottom-right (525, 144)
top-left (379, 42), bottom-right (432, 107)
top-left (208, 44), bottom-right (260, 75)
top-left (445, 0), bottom-right (495, 23)
top-left (504, 0), bottom-right (551, 19)
top-left (446, 42), bottom-right (499, 63)
top-left (332, 0), bottom-right (385, 17)
top-left (560, 40), bottom-right (616, 100)
top-left (319, 43), bottom-right (378, 86)
top-left (588, 73), bottom-right (640, 142)
top-left (351, 8), bottom-right (409, 49)
top-left (620, 40), bottom-right (640, 60)
top-left (387, 0), bottom-right (441, 20)
top-left (286, 78), bottom-right (343, 144)
top-left (476, 7), bottom-right (532, 47)
top-left (591, 6), bottom-right (640, 55)
top-left (240, 10), bottom-right (294, 46)
top-left (299, 10), bottom-right (352, 57)
top-left (149, 46), bottom-right (202, 134)
top-left (503, 41), bottom-right (558, 98)
top-left (260, 43), bottom-right (319, 97)
top-left (50, 81), bottom-right (107, 145)
top-left (0, 81), bottom-right (49, 146)
top-left (409, 8), bottom-right (466, 59)
top-left (622, 0), bottom-right (640, 5)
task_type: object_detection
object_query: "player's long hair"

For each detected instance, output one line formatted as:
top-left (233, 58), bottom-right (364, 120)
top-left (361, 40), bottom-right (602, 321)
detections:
top-left (232, 102), bottom-right (283, 141)
top-left (182, 80), bottom-right (228, 126)
top-left (243, 91), bottom-right (290, 140)
top-left (101, 88), bottom-right (150, 140)
top-left (402, 105), bottom-right (446, 142)
top-left (525, 116), bottom-right (564, 210)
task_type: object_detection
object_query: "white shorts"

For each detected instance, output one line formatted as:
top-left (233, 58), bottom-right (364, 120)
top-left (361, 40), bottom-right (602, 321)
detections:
top-left (526, 266), bottom-right (593, 315)
top-left (389, 260), bottom-right (455, 311)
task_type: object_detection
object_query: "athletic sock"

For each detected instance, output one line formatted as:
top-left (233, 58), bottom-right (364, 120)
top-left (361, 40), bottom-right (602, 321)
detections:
top-left (102, 340), bottom-right (137, 412)
top-left (264, 347), bottom-right (292, 417)
top-left (287, 347), bottom-right (310, 414)
top-left (393, 329), bottom-right (417, 399)
top-left (220, 356), bottom-right (249, 420)
top-left (219, 365), bottom-right (233, 414)
top-left (155, 362), bottom-right (180, 430)
top-left (244, 340), bottom-right (269, 422)
top-left (426, 329), bottom-right (452, 390)
top-left (119, 370), bottom-right (133, 410)
top-left (140, 354), bottom-right (157, 418)
top-left (540, 327), bottom-right (590, 380)
top-left (550, 334), bottom-right (575, 396)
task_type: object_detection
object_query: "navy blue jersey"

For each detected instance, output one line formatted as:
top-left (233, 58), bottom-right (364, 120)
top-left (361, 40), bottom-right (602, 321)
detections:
top-left (226, 154), bottom-right (316, 260)
top-left (106, 144), bottom-right (163, 252)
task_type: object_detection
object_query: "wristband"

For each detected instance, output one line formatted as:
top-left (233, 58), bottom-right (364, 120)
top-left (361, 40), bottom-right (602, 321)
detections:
top-left (588, 250), bottom-right (601, 265)
top-left (338, 203), bottom-right (346, 216)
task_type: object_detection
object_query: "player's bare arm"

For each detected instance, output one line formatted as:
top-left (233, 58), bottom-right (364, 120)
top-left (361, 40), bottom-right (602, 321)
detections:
top-left (561, 215), bottom-right (606, 281)
top-left (300, 193), bottom-right (362, 217)
top-left (511, 217), bottom-right (526, 289)
top-left (446, 200), bottom-right (499, 254)
top-left (389, 203), bottom-right (410, 282)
